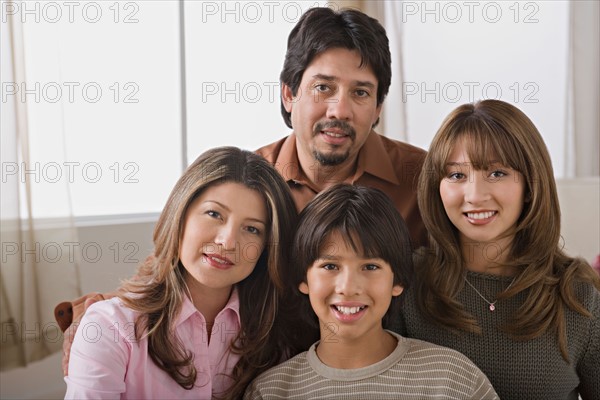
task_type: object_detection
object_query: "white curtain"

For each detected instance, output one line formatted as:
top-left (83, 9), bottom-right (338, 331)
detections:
top-left (338, 0), bottom-right (408, 141)
top-left (368, 1), bottom-right (408, 142)
top-left (565, 1), bottom-right (600, 177)
top-left (352, 1), bottom-right (598, 176)
top-left (1, 3), bottom-right (82, 371)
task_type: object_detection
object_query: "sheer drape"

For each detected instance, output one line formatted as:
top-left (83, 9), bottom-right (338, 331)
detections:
top-left (348, 0), bottom-right (598, 175)
top-left (336, 0), bottom-right (409, 141)
top-left (566, 1), bottom-right (600, 177)
top-left (1, 2), bottom-right (82, 371)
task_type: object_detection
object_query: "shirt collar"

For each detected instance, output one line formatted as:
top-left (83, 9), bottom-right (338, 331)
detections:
top-left (271, 133), bottom-right (304, 182)
top-left (176, 287), bottom-right (241, 327)
top-left (355, 130), bottom-right (400, 185)
top-left (273, 131), bottom-right (400, 185)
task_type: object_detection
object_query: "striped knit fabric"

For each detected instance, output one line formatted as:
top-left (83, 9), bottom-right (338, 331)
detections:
top-left (244, 331), bottom-right (498, 399)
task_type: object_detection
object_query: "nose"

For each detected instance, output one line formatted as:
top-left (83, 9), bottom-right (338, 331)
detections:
top-left (215, 223), bottom-right (237, 251)
top-left (335, 268), bottom-right (362, 296)
top-left (326, 91), bottom-right (352, 121)
top-left (465, 171), bottom-right (491, 204)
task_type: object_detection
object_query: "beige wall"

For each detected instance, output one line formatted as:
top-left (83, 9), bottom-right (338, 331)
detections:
top-left (556, 178), bottom-right (600, 263)
top-left (0, 220), bottom-right (155, 399)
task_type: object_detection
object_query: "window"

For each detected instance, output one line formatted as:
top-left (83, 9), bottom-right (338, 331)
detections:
top-left (7, 0), bottom-right (333, 218)
top-left (400, 1), bottom-right (569, 175)
top-left (4, 1), bottom-right (572, 219)
top-left (15, 1), bottom-right (182, 217)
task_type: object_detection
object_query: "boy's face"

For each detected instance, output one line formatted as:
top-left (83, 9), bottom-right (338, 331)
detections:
top-left (299, 231), bottom-right (403, 343)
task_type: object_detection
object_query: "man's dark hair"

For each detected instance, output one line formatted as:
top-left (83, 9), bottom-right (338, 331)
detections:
top-left (280, 7), bottom-right (392, 128)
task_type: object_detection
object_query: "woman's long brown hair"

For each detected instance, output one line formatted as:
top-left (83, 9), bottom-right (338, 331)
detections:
top-left (417, 100), bottom-right (600, 361)
top-left (118, 147), bottom-right (300, 398)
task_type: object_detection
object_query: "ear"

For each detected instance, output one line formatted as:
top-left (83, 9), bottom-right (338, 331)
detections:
top-left (282, 84), bottom-right (295, 113)
top-left (298, 281), bottom-right (309, 295)
top-left (391, 284), bottom-right (404, 297)
top-left (373, 103), bottom-right (383, 125)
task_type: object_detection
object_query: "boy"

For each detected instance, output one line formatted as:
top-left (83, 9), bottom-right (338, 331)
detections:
top-left (244, 185), bottom-right (498, 399)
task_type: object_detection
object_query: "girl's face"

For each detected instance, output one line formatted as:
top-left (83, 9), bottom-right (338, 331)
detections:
top-left (179, 182), bottom-right (268, 294)
top-left (298, 231), bottom-right (403, 344)
top-left (439, 140), bottom-right (525, 254)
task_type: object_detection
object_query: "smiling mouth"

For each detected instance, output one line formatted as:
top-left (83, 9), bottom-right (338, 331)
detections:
top-left (321, 130), bottom-right (348, 138)
top-left (314, 120), bottom-right (355, 140)
top-left (333, 305), bottom-right (367, 315)
top-left (203, 253), bottom-right (233, 266)
top-left (465, 211), bottom-right (497, 220)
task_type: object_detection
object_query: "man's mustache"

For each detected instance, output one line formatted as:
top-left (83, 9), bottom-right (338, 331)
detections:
top-left (314, 120), bottom-right (356, 139)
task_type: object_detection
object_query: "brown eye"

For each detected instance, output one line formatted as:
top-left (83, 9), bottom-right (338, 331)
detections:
top-left (446, 172), bottom-right (465, 181)
top-left (246, 226), bottom-right (260, 235)
top-left (206, 210), bottom-right (221, 219)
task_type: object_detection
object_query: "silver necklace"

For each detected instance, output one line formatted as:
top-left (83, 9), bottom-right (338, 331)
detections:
top-left (464, 275), bottom-right (517, 312)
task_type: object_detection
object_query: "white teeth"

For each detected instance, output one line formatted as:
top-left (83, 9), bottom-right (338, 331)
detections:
top-left (467, 211), bottom-right (496, 220)
top-left (324, 131), bottom-right (344, 138)
top-left (209, 256), bottom-right (227, 264)
top-left (335, 306), bottom-right (365, 315)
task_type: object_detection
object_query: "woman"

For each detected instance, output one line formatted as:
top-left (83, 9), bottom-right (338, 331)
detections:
top-left (398, 99), bottom-right (600, 399)
top-left (65, 147), bottom-right (300, 399)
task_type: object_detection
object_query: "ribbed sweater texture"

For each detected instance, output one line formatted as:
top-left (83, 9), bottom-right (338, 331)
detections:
top-left (395, 271), bottom-right (600, 399)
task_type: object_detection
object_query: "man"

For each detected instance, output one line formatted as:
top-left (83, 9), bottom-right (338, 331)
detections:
top-left (257, 7), bottom-right (426, 246)
top-left (58, 6), bottom-right (427, 374)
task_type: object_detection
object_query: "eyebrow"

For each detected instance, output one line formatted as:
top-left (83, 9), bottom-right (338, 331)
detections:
top-left (445, 160), bottom-right (504, 169)
top-left (202, 200), bottom-right (267, 226)
top-left (315, 255), bottom-right (384, 263)
top-left (445, 162), bottom-right (469, 167)
top-left (311, 74), bottom-right (376, 89)
top-left (316, 255), bottom-right (342, 261)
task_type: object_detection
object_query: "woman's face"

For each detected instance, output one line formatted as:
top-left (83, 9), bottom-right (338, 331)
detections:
top-left (179, 182), bottom-right (268, 294)
top-left (439, 140), bottom-right (525, 253)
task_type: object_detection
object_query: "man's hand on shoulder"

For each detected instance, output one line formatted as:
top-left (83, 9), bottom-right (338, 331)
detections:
top-left (57, 291), bottom-right (116, 376)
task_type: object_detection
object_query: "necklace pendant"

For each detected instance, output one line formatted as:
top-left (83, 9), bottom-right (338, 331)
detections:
top-left (489, 304), bottom-right (496, 312)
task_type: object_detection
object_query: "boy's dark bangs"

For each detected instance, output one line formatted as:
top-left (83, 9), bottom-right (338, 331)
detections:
top-left (315, 214), bottom-right (392, 264)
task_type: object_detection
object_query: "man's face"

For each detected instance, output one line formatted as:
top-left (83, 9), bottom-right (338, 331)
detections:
top-left (283, 48), bottom-right (382, 168)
